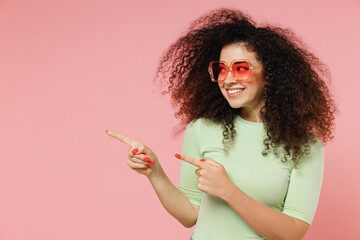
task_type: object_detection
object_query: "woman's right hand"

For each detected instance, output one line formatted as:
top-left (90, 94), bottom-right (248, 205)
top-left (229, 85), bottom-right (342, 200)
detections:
top-left (106, 130), bottom-right (163, 178)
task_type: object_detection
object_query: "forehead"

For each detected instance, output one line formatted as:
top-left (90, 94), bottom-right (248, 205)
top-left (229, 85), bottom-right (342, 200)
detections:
top-left (219, 44), bottom-right (259, 65)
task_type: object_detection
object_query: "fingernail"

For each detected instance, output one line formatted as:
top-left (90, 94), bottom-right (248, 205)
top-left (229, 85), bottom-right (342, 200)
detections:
top-left (200, 159), bottom-right (206, 162)
top-left (150, 161), bottom-right (155, 164)
top-left (146, 164), bottom-right (150, 167)
top-left (175, 153), bottom-right (181, 159)
top-left (106, 130), bottom-right (109, 134)
top-left (144, 157), bottom-right (151, 162)
top-left (131, 149), bottom-right (139, 154)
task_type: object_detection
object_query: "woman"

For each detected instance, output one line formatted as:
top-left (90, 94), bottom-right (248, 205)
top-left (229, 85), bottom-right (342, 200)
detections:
top-left (106, 8), bottom-right (337, 240)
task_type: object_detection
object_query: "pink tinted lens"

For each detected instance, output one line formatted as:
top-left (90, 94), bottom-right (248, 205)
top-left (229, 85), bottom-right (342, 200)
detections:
top-left (211, 62), bottom-right (227, 81)
top-left (233, 61), bottom-right (250, 80)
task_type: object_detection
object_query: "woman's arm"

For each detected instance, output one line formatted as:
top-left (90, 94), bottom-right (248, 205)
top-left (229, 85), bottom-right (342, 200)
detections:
top-left (177, 154), bottom-right (307, 239)
top-left (106, 129), bottom-right (199, 228)
top-left (222, 183), bottom-right (309, 240)
top-left (147, 167), bottom-right (199, 228)
top-left (176, 135), bottom-right (323, 240)
top-left (221, 139), bottom-right (324, 240)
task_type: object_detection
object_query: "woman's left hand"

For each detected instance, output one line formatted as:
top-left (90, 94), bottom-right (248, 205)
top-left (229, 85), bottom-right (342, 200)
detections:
top-left (175, 153), bottom-right (234, 199)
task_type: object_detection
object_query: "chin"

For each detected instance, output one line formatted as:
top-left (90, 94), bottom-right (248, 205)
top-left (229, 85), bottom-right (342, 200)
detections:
top-left (222, 91), bottom-right (245, 109)
top-left (227, 101), bottom-right (243, 109)
top-left (229, 104), bottom-right (243, 109)
top-left (224, 97), bottom-right (244, 109)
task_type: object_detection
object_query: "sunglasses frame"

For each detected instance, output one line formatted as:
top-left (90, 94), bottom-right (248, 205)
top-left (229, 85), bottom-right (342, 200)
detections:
top-left (208, 59), bottom-right (262, 82)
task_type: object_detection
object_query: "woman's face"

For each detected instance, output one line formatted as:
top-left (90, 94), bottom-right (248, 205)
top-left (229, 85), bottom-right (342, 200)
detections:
top-left (217, 44), bottom-right (266, 116)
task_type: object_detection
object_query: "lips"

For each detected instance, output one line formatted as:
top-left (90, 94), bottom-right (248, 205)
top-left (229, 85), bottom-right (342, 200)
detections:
top-left (226, 88), bottom-right (245, 97)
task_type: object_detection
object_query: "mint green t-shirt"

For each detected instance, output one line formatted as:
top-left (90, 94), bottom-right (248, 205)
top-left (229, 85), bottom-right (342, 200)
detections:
top-left (177, 115), bottom-right (324, 240)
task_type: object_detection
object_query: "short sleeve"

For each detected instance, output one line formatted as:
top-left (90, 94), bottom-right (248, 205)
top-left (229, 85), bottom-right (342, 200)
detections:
top-left (282, 137), bottom-right (324, 226)
top-left (177, 119), bottom-right (203, 206)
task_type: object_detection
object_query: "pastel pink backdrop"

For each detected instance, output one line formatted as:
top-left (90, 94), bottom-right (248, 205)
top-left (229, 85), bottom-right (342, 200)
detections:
top-left (0, 0), bottom-right (359, 239)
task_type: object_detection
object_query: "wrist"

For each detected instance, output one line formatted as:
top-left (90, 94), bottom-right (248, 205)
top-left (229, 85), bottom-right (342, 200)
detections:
top-left (147, 165), bottom-right (165, 182)
top-left (221, 181), bottom-right (239, 202)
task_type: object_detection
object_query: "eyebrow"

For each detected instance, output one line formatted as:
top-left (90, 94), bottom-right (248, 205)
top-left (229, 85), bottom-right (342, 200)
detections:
top-left (219, 59), bottom-right (256, 65)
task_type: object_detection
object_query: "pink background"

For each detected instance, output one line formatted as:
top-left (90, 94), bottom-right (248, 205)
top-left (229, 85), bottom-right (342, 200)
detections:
top-left (0, 0), bottom-right (359, 239)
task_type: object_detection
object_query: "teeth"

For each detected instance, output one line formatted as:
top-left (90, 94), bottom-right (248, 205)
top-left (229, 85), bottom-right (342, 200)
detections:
top-left (227, 89), bottom-right (244, 94)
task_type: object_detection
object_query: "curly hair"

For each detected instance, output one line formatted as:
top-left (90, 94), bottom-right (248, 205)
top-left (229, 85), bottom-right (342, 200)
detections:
top-left (153, 8), bottom-right (338, 167)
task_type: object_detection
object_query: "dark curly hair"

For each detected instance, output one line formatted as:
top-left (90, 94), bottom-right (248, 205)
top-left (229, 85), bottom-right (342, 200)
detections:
top-left (153, 8), bottom-right (338, 167)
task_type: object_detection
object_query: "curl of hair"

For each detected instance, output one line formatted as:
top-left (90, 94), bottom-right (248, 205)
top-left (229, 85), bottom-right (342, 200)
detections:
top-left (153, 8), bottom-right (338, 167)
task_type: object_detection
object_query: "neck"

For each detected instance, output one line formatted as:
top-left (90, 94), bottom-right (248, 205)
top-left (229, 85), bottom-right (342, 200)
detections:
top-left (239, 103), bottom-right (264, 123)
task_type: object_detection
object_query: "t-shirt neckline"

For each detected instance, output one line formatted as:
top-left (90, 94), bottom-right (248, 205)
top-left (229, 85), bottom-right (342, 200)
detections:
top-left (236, 114), bottom-right (264, 130)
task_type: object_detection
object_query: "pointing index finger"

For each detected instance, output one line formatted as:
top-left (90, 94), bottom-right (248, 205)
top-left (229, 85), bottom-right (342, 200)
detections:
top-left (175, 153), bottom-right (206, 168)
top-left (106, 130), bottom-right (135, 146)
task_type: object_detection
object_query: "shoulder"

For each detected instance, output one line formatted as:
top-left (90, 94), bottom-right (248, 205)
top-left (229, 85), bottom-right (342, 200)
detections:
top-left (184, 118), bottom-right (202, 134)
top-left (305, 135), bottom-right (324, 156)
top-left (184, 118), bottom-right (223, 144)
top-left (295, 135), bottom-right (324, 169)
top-left (185, 117), bottom-right (220, 132)
top-left (183, 118), bottom-right (203, 140)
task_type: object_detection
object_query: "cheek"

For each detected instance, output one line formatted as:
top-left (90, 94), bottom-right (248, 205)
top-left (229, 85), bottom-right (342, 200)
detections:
top-left (218, 86), bottom-right (229, 100)
top-left (258, 81), bottom-right (266, 93)
top-left (218, 84), bottom-right (226, 93)
top-left (250, 78), bottom-right (265, 93)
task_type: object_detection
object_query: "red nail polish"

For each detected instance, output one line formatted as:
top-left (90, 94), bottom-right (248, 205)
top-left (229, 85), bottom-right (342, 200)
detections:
top-left (131, 149), bottom-right (138, 154)
top-left (200, 159), bottom-right (206, 162)
top-left (175, 154), bottom-right (181, 159)
top-left (106, 130), bottom-right (108, 134)
top-left (150, 161), bottom-right (155, 164)
top-left (144, 157), bottom-right (151, 162)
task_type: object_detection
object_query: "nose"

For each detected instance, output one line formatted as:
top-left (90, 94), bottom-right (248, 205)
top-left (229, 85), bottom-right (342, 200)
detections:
top-left (223, 69), bottom-right (236, 84)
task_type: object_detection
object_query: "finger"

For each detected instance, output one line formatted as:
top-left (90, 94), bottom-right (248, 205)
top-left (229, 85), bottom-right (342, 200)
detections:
top-left (106, 130), bottom-right (136, 146)
top-left (200, 158), bottom-right (221, 167)
top-left (139, 155), bottom-right (155, 164)
top-left (131, 144), bottom-right (154, 157)
top-left (129, 143), bottom-right (146, 156)
top-left (127, 159), bottom-right (149, 169)
top-left (129, 154), bottom-right (155, 165)
top-left (129, 143), bottom-right (143, 156)
top-left (195, 168), bottom-right (204, 176)
top-left (129, 155), bottom-right (148, 164)
top-left (174, 153), bottom-right (206, 168)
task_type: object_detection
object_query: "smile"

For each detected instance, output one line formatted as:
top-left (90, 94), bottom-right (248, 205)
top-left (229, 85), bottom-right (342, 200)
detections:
top-left (226, 88), bottom-right (245, 97)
